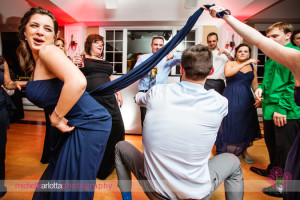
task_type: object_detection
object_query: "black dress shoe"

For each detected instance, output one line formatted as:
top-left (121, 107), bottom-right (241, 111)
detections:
top-left (263, 185), bottom-right (283, 198)
top-left (250, 166), bottom-right (269, 177)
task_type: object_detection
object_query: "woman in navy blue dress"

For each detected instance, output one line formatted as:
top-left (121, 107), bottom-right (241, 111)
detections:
top-left (17, 7), bottom-right (111, 200)
top-left (0, 57), bottom-right (24, 199)
top-left (40, 38), bottom-right (67, 164)
top-left (216, 44), bottom-right (261, 163)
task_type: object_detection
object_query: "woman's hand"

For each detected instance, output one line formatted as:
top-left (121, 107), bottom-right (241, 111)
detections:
top-left (253, 99), bottom-right (262, 108)
top-left (50, 112), bottom-right (75, 133)
top-left (72, 55), bottom-right (84, 68)
top-left (14, 81), bottom-right (25, 91)
top-left (255, 88), bottom-right (263, 101)
top-left (245, 59), bottom-right (259, 65)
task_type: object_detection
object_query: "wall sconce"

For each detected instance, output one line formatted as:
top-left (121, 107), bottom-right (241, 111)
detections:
top-left (68, 34), bottom-right (77, 50)
top-left (225, 41), bottom-right (229, 49)
top-left (230, 34), bottom-right (235, 49)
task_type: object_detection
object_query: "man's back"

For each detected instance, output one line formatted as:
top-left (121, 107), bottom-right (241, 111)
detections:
top-left (141, 81), bottom-right (228, 199)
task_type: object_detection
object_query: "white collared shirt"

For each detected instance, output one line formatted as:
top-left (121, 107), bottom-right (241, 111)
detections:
top-left (135, 81), bottom-right (228, 199)
top-left (207, 49), bottom-right (231, 80)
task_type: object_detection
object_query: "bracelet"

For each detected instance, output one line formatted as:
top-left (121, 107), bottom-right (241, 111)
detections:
top-left (54, 108), bottom-right (63, 119)
top-left (50, 108), bottom-right (63, 127)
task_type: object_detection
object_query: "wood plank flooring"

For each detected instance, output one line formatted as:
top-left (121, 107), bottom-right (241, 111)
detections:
top-left (2, 111), bottom-right (279, 199)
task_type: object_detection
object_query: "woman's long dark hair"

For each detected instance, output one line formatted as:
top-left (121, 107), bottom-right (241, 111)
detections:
top-left (16, 7), bottom-right (58, 78)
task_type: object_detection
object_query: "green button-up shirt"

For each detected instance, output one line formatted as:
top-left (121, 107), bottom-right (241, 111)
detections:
top-left (258, 43), bottom-right (300, 120)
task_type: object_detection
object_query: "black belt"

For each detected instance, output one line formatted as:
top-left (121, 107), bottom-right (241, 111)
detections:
top-left (139, 90), bottom-right (148, 93)
top-left (207, 79), bottom-right (224, 82)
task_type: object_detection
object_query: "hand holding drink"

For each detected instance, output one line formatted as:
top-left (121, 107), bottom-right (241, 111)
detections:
top-left (73, 54), bottom-right (84, 68)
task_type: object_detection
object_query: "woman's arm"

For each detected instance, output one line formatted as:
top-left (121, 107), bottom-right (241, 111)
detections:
top-left (205, 6), bottom-right (300, 80)
top-left (3, 61), bottom-right (22, 90)
top-left (224, 59), bottom-right (258, 77)
top-left (250, 67), bottom-right (262, 108)
top-left (39, 45), bottom-right (87, 132)
top-left (251, 67), bottom-right (259, 92)
top-left (110, 75), bottom-right (123, 107)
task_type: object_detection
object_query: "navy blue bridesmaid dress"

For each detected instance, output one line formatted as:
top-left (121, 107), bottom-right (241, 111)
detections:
top-left (284, 87), bottom-right (300, 199)
top-left (216, 64), bottom-right (261, 156)
top-left (0, 68), bottom-right (15, 197)
top-left (0, 69), bottom-right (9, 196)
top-left (27, 78), bottom-right (111, 200)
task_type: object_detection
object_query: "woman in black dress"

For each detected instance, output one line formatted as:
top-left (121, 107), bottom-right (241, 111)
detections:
top-left (77, 34), bottom-right (125, 180)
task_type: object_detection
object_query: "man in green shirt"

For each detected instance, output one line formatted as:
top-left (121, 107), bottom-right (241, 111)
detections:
top-left (251, 22), bottom-right (300, 197)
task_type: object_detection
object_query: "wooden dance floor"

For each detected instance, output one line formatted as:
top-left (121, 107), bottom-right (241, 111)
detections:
top-left (3, 111), bottom-right (279, 200)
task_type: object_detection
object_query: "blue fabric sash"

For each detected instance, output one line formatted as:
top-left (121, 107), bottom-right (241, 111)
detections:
top-left (90, 5), bottom-right (215, 96)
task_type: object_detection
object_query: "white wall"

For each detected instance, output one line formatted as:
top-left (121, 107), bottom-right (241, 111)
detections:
top-left (0, 0), bottom-right (30, 25)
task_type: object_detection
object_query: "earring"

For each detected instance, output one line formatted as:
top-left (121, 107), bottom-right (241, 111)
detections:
top-left (24, 35), bottom-right (27, 40)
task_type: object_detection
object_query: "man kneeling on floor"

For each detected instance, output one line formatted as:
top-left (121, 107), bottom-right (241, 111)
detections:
top-left (115, 44), bottom-right (244, 200)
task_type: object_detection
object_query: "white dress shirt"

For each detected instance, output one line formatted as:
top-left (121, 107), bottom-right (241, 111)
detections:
top-left (135, 81), bottom-right (228, 199)
top-left (207, 49), bottom-right (231, 80)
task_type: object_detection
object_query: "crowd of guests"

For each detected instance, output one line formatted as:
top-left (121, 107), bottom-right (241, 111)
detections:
top-left (1, 4), bottom-right (300, 200)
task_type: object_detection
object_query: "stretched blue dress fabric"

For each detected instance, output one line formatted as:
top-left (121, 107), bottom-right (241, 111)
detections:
top-left (90, 6), bottom-right (212, 96)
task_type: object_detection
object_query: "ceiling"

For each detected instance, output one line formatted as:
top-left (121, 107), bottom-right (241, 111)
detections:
top-left (0, 0), bottom-right (299, 30)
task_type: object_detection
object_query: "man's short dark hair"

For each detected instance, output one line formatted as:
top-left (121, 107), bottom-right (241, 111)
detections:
top-left (207, 32), bottom-right (218, 41)
top-left (181, 44), bottom-right (212, 81)
top-left (152, 36), bottom-right (164, 44)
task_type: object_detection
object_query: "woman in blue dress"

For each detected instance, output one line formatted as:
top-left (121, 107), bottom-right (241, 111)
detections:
top-left (17, 7), bottom-right (111, 200)
top-left (40, 38), bottom-right (67, 164)
top-left (0, 56), bottom-right (24, 199)
top-left (205, 5), bottom-right (300, 198)
top-left (216, 44), bottom-right (261, 163)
